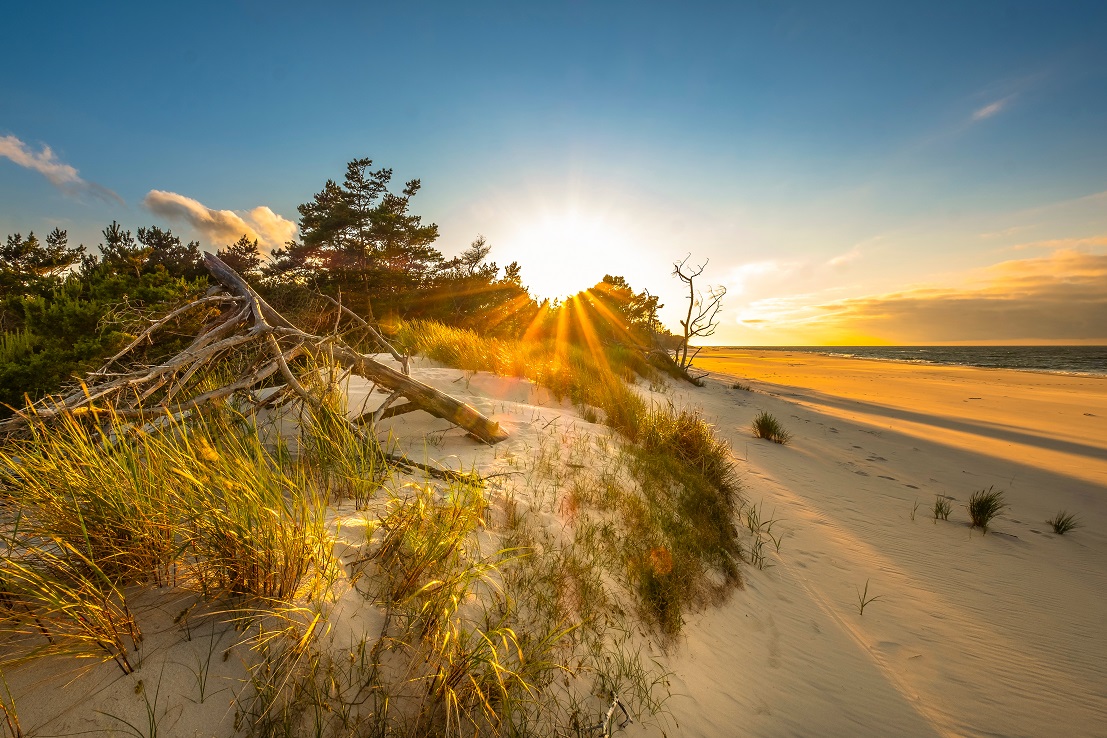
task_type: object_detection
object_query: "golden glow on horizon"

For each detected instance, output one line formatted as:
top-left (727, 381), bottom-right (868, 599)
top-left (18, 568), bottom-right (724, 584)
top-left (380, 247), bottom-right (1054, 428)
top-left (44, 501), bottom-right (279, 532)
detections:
top-left (727, 247), bottom-right (1107, 345)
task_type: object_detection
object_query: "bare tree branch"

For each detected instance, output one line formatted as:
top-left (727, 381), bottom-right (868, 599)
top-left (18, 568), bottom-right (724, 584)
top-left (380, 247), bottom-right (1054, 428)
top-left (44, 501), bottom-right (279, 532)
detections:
top-left (0, 254), bottom-right (508, 444)
top-left (672, 256), bottom-right (726, 372)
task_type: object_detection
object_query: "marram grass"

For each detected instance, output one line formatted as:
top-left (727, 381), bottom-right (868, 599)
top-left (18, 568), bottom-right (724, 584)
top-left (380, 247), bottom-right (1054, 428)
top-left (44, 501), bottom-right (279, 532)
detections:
top-left (751, 411), bottom-right (791, 444)
top-left (1047, 510), bottom-right (1081, 535)
top-left (0, 404), bottom-right (346, 674)
top-left (398, 320), bottom-right (744, 637)
top-left (967, 486), bottom-right (1007, 533)
top-left (0, 321), bottom-right (737, 735)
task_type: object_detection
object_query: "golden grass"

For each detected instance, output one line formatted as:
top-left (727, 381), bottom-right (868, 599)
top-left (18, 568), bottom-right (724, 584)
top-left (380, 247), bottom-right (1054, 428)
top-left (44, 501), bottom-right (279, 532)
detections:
top-left (397, 320), bottom-right (743, 637)
top-left (0, 320), bottom-right (741, 735)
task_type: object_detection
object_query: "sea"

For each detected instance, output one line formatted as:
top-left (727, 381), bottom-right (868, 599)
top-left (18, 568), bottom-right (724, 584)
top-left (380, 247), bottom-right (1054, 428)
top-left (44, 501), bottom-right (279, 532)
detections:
top-left (717, 346), bottom-right (1107, 377)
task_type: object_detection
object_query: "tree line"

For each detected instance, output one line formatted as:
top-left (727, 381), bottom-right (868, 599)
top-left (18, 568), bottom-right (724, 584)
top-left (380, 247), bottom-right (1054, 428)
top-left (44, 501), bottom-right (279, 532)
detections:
top-left (1, 157), bottom-right (682, 413)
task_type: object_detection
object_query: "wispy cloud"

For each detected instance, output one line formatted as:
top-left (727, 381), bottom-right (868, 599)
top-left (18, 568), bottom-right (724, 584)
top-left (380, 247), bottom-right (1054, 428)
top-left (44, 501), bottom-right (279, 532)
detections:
top-left (998, 235), bottom-right (1107, 253)
top-left (143, 190), bottom-right (298, 252)
top-left (725, 260), bottom-right (806, 296)
top-left (978, 224), bottom-right (1037, 240)
top-left (827, 245), bottom-right (862, 268)
top-left (971, 94), bottom-right (1015, 122)
top-left (0, 134), bottom-right (122, 203)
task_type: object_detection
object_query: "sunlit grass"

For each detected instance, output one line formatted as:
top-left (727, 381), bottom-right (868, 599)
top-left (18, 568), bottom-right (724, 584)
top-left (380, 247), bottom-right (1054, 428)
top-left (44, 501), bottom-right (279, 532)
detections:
top-left (397, 319), bottom-right (744, 637)
top-left (751, 411), bottom-right (791, 444)
top-left (0, 318), bottom-right (740, 735)
top-left (0, 402), bottom-right (354, 681)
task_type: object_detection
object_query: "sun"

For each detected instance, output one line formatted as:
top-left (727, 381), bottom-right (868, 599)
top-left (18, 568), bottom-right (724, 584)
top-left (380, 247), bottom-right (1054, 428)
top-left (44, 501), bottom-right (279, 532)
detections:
top-left (501, 208), bottom-right (638, 300)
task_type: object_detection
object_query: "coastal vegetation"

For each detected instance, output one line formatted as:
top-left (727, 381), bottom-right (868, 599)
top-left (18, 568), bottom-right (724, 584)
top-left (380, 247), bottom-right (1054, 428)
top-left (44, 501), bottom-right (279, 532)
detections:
top-left (855, 580), bottom-right (882, 616)
top-left (0, 157), bottom-right (738, 735)
top-left (933, 495), bottom-right (953, 522)
top-left (967, 486), bottom-right (1007, 533)
top-left (751, 410), bottom-right (792, 444)
top-left (1048, 510), bottom-right (1081, 535)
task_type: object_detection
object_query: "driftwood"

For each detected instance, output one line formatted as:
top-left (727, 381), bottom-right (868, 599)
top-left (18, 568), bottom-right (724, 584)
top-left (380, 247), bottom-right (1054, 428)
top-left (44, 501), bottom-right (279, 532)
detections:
top-left (0, 254), bottom-right (508, 444)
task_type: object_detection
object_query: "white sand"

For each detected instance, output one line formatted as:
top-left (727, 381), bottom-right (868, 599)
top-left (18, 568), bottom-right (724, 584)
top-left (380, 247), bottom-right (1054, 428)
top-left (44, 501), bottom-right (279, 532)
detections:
top-left (655, 350), bottom-right (1107, 737)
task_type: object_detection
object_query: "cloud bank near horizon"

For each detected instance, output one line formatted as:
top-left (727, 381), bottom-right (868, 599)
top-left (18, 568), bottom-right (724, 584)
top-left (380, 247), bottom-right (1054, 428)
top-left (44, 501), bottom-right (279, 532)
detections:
top-left (739, 248), bottom-right (1107, 344)
top-left (0, 134), bottom-right (122, 203)
top-left (143, 190), bottom-right (297, 252)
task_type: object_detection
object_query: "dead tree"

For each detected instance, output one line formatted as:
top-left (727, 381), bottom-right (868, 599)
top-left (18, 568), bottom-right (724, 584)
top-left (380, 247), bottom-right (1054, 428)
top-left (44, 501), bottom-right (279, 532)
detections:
top-left (672, 254), bottom-right (726, 372)
top-left (0, 253), bottom-right (508, 444)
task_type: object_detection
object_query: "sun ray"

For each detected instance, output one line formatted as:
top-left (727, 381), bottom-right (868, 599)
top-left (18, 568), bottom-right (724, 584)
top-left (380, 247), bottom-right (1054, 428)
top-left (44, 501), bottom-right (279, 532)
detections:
top-left (582, 288), bottom-right (642, 347)
top-left (567, 294), bottom-right (612, 373)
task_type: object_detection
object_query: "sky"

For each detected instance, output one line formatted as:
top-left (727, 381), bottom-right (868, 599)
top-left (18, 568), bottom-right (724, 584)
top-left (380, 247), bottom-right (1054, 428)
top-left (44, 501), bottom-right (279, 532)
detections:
top-left (2, 0), bottom-right (1106, 345)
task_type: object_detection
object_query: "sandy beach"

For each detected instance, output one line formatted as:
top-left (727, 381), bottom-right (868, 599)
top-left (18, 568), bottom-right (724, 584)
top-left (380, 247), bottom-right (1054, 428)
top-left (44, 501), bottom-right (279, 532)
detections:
top-left (655, 349), bottom-right (1107, 737)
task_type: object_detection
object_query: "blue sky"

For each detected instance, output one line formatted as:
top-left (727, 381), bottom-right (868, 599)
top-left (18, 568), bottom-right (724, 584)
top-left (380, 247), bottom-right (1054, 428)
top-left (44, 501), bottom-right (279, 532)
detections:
top-left (3, 1), bottom-right (1106, 343)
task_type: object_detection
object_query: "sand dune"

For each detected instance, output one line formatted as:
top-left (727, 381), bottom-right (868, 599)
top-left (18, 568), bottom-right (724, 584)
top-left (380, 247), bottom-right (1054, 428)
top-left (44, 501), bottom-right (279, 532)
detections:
top-left (8, 351), bottom-right (1106, 737)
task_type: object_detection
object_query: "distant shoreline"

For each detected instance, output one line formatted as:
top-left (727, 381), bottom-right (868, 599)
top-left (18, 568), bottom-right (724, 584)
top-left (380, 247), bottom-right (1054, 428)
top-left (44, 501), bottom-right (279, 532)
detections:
top-left (700, 345), bottom-right (1107, 377)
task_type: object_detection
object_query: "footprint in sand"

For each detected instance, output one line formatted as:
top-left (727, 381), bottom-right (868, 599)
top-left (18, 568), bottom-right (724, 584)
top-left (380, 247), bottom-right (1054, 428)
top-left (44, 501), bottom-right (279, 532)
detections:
top-left (905, 484), bottom-right (919, 489)
top-left (878, 475), bottom-right (896, 480)
top-left (855, 470), bottom-right (870, 476)
top-left (767, 618), bottom-right (781, 668)
top-left (853, 445), bottom-right (863, 449)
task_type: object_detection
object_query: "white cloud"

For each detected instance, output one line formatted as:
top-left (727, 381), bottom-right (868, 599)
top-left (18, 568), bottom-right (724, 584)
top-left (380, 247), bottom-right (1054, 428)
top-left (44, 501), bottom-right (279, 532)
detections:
top-left (143, 190), bottom-right (298, 253)
top-left (971, 95), bottom-right (1014, 121)
top-left (0, 134), bottom-right (122, 203)
top-left (242, 205), bottom-right (299, 249)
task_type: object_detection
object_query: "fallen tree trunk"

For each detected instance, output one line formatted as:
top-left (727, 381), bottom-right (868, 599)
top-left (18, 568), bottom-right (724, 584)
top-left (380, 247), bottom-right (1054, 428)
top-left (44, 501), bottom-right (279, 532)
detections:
top-left (0, 254), bottom-right (508, 444)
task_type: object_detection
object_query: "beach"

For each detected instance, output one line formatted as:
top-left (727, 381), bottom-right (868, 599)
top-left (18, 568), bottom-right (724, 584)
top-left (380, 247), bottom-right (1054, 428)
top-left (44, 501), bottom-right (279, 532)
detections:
top-left (7, 350), bottom-right (1107, 737)
top-left (653, 348), bottom-right (1107, 737)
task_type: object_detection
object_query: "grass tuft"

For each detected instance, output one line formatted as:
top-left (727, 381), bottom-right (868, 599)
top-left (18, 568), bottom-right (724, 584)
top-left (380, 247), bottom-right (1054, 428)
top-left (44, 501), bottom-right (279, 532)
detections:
top-left (1047, 510), bottom-right (1081, 535)
top-left (751, 411), bottom-right (791, 444)
top-left (967, 486), bottom-right (1007, 533)
top-left (933, 495), bottom-right (952, 522)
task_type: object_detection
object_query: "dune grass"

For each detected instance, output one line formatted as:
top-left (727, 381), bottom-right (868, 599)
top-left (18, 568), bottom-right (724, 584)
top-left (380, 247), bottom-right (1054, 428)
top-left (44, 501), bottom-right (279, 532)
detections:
top-left (751, 411), bottom-right (791, 444)
top-left (0, 319), bottom-right (740, 735)
top-left (0, 401), bottom-right (355, 684)
top-left (855, 579), bottom-right (882, 616)
top-left (967, 486), bottom-right (1007, 533)
top-left (1047, 510), bottom-right (1081, 535)
top-left (933, 495), bottom-right (953, 522)
top-left (397, 320), bottom-right (744, 637)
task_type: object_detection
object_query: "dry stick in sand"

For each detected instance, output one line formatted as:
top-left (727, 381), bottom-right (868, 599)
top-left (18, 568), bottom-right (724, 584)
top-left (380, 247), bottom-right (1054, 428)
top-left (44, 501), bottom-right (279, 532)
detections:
top-left (0, 253), bottom-right (508, 445)
top-left (856, 579), bottom-right (883, 616)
